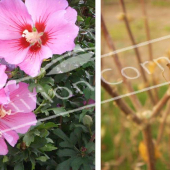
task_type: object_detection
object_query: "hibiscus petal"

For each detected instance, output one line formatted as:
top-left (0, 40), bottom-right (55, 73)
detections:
top-left (4, 81), bottom-right (37, 114)
top-left (18, 45), bottom-right (52, 77)
top-left (45, 11), bottom-right (79, 54)
top-left (0, 137), bottom-right (8, 155)
top-left (0, 123), bottom-right (19, 147)
top-left (25, 0), bottom-right (68, 24)
top-left (0, 65), bottom-right (7, 89)
top-left (1, 112), bottom-right (37, 134)
top-left (0, 88), bottom-right (9, 105)
top-left (0, 39), bottom-right (30, 64)
top-left (65, 7), bottom-right (77, 24)
top-left (0, 0), bottom-right (33, 40)
top-left (4, 80), bottom-right (19, 94)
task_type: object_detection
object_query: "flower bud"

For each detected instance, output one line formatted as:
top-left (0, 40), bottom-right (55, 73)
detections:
top-left (83, 115), bottom-right (93, 127)
top-left (48, 89), bottom-right (55, 99)
top-left (20, 142), bottom-right (27, 150)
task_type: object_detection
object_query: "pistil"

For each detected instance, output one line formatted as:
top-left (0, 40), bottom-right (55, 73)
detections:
top-left (0, 106), bottom-right (11, 118)
top-left (22, 29), bottom-right (44, 45)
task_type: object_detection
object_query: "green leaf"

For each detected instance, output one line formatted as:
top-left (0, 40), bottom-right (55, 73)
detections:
top-left (3, 156), bottom-right (8, 163)
top-left (83, 163), bottom-right (92, 170)
top-left (47, 53), bottom-right (93, 75)
top-left (56, 158), bottom-right (75, 170)
top-left (38, 122), bottom-right (58, 129)
top-left (30, 137), bottom-right (47, 148)
top-left (60, 141), bottom-right (74, 148)
top-left (40, 144), bottom-right (57, 152)
top-left (57, 149), bottom-right (77, 157)
top-left (36, 156), bottom-right (49, 162)
top-left (53, 129), bottom-right (71, 142)
top-left (47, 107), bottom-right (66, 115)
top-left (77, 15), bottom-right (84, 22)
top-left (14, 163), bottom-right (24, 170)
top-left (86, 142), bottom-right (95, 154)
top-left (39, 77), bottom-right (54, 86)
top-left (23, 132), bottom-right (34, 146)
top-left (71, 157), bottom-right (84, 170)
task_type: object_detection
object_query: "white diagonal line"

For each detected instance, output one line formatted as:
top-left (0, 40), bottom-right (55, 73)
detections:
top-left (101, 34), bottom-right (170, 58)
top-left (101, 81), bottom-right (170, 104)
top-left (5, 35), bottom-right (170, 135)
top-left (2, 80), bottom-right (169, 133)
top-left (1, 104), bottom-right (95, 133)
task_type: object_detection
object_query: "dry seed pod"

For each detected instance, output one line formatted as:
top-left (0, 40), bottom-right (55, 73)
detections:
top-left (20, 142), bottom-right (27, 150)
top-left (139, 141), bottom-right (161, 162)
top-left (116, 13), bottom-right (134, 22)
top-left (116, 13), bottom-right (126, 21)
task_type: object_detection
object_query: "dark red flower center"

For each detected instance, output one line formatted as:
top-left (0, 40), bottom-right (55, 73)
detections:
top-left (20, 23), bottom-right (49, 52)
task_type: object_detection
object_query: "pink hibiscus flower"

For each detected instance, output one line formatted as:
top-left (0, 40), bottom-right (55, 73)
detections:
top-left (0, 0), bottom-right (79, 77)
top-left (0, 80), bottom-right (37, 155)
top-left (0, 65), bottom-right (8, 89)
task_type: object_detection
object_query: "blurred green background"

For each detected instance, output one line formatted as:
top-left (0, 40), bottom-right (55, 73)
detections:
top-left (101, 0), bottom-right (170, 170)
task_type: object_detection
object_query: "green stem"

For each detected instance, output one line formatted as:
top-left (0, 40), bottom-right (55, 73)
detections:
top-left (34, 100), bottom-right (46, 114)
top-left (88, 126), bottom-right (92, 136)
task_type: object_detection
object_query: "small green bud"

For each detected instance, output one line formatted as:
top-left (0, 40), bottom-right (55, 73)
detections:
top-left (48, 89), bottom-right (55, 99)
top-left (83, 115), bottom-right (93, 127)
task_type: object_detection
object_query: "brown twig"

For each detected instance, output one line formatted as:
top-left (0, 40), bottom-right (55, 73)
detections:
top-left (101, 80), bottom-right (142, 125)
top-left (140, 0), bottom-right (159, 102)
top-left (151, 92), bottom-right (170, 118)
top-left (90, 133), bottom-right (95, 142)
top-left (59, 116), bottom-right (63, 129)
top-left (119, 0), bottom-right (156, 105)
top-left (157, 101), bottom-right (170, 145)
top-left (142, 125), bottom-right (156, 170)
top-left (101, 14), bottom-right (142, 110)
top-left (140, 0), bottom-right (152, 61)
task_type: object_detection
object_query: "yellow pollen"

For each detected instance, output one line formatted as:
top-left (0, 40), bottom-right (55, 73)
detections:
top-left (22, 29), bottom-right (44, 45)
top-left (0, 106), bottom-right (11, 118)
